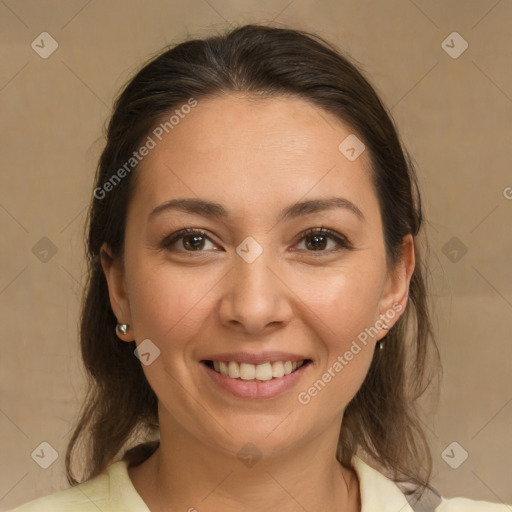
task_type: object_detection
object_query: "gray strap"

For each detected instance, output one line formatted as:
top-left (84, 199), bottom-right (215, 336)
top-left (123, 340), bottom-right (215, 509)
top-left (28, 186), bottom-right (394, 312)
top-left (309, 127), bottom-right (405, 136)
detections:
top-left (397, 483), bottom-right (443, 512)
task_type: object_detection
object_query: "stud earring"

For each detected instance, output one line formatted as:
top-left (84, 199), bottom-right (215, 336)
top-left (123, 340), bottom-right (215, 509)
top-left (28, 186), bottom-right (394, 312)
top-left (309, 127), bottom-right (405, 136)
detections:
top-left (116, 323), bottom-right (128, 336)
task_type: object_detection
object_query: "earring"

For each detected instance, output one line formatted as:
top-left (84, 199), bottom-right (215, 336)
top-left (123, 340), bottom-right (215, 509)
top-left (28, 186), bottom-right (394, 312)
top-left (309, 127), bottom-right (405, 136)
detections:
top-left (378, 322), bottom-right (390, 350)
top-left (116, 323), bottom-right (128, 336)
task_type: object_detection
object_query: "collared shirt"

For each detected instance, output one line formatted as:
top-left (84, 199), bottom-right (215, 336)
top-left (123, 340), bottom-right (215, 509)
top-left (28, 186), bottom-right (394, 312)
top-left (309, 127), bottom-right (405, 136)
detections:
top-left (9, 456), bottom-right (509, 511)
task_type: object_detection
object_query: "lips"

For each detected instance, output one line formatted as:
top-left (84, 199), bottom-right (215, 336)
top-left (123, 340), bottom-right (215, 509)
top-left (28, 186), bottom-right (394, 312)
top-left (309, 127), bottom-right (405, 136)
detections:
top-left (201, 357), bottom-right (312, 399)
top-left (199, 350), bottom-right (312, 398)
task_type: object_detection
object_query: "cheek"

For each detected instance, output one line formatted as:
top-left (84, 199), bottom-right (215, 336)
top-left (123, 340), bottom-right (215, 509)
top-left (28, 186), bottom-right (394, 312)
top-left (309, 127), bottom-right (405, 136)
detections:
top-left (297, 264), bottom-right (382, 344)
top-left (295, 311), bottom-right (376, 420)
top-left (125, 257), bottom-right (220, 344)
top-left (294, 267), bottom-right (380, 400)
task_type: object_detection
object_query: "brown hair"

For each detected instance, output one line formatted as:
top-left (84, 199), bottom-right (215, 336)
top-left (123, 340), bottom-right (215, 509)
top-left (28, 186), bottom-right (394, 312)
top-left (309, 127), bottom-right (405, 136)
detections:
top-left (66, 23), bottom-right (441, 498)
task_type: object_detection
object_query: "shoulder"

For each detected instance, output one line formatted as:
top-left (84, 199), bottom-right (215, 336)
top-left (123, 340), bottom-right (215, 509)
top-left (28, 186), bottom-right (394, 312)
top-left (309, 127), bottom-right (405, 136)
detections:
top-left (7, 473), bottom-right (110, 512)
top-left (402, 482), bottom-right (509, 512)
top-left (436, 497), bottom-right (511, 511)
top-left (351, 455), bottom-right (510, 512)
top-left (7, 460), bottom-right (149, 512)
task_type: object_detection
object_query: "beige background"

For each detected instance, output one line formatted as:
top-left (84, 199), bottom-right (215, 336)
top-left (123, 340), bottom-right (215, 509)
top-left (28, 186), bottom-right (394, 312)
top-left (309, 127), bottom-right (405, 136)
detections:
top-left (1, 0), bottom-right (511, 509)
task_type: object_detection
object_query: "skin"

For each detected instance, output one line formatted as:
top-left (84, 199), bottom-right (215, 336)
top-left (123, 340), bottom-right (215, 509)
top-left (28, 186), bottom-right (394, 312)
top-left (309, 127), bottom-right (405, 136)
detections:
top-left (101, 93), bottom-right (415, 512)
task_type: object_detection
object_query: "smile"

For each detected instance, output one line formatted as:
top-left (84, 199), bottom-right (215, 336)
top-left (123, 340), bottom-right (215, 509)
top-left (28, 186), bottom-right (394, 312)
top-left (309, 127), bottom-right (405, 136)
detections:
top-left (204, 360), bottom-right (310, 381)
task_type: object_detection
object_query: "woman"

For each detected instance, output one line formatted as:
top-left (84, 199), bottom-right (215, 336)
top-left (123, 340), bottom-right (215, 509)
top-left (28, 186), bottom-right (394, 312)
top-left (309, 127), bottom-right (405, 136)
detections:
top-left (10, 24), bottom-right (508, 512)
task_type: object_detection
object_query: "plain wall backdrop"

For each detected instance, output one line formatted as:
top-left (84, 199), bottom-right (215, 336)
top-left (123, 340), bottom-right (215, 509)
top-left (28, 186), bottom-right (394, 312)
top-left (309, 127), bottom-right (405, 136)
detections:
top-left (1, 0), bottom-right (511, 509)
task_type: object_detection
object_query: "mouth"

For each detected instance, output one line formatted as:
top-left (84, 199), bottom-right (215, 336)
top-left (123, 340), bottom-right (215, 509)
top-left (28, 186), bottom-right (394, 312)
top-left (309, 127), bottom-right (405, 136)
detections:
top-left (201, 359), bottom-right (312, 381)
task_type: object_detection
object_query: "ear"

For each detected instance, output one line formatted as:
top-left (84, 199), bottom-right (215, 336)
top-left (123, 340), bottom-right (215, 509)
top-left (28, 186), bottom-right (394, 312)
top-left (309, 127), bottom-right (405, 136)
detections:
top-left (375, 233), bottom-right (415, 341)
top-left (100, 242), bottom-right (134, 342)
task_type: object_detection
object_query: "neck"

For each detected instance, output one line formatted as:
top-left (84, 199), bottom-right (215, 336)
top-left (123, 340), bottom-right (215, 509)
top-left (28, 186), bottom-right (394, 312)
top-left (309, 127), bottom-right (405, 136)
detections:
top-left (129, 414), bottom-right (360, 512)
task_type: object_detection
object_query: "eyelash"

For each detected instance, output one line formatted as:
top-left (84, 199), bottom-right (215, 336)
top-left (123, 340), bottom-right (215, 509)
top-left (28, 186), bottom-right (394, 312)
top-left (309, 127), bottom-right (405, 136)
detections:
top-left (160, 226), bottom-right (354, 255)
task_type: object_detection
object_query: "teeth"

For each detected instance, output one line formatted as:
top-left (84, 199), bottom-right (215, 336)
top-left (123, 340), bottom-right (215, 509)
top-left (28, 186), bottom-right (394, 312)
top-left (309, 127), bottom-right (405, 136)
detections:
top-left (210, 360), bottom-right (306, 381)
top-left (228, 361), bottom-right (240, 378)
top-left (272, 361), bottom-right (284, 378)
top-left (239, 363), bottom-right (255, 380)
top-left (255, 362), bottom-right (273, 381)
top-left (219, 361), bottom-right (229, 376)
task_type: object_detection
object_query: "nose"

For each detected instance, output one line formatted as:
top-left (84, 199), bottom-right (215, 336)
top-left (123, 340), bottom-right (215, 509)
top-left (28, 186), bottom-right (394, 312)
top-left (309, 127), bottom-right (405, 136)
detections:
top-left (218, 249), bottom-right (294, 336)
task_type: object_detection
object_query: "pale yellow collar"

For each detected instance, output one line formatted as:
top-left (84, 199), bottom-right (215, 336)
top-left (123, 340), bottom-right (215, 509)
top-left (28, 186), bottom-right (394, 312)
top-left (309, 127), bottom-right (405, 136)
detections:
top-left (352, 455), bottom-right (415, 511)
top-left (108, 456), bottom-right (416, 511)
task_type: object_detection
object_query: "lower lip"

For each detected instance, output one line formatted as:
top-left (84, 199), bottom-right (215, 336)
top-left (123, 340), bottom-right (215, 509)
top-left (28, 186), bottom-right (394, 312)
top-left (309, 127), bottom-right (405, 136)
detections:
top-left (201, 362), bottom-right (310, 399)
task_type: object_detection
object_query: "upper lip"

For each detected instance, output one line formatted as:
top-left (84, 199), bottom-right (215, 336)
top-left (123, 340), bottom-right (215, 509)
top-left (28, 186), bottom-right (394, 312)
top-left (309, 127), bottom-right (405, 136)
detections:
top-left (201, 351), bottom-right (310, 365)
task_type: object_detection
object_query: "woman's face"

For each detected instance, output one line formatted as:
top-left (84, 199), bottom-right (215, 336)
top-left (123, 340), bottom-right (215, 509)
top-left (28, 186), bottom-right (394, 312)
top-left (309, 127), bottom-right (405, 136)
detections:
top-left (102, 94), bottom-right (413, 460)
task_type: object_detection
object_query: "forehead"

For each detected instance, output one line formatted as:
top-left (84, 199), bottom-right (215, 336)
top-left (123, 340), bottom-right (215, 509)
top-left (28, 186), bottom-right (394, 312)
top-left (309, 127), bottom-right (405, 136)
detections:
top-left (130, 94), bottom-right (379, 226)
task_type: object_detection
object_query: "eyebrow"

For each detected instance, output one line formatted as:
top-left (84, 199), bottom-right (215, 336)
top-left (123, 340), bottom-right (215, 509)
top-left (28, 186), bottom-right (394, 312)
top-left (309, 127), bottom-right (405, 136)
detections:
top-left (149, 196), bottom-right (365, 223)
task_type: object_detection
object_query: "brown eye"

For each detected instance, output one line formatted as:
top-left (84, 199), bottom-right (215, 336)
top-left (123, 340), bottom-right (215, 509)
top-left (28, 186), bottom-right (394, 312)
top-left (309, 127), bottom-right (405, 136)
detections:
top-left (182, 233), bottom-right (207, 251)
top-left (304, 232), bottom-right (328, 251)
top-left (296, 227), bottom-right (353, 253)
top-left (161, 229), bottom-right (217, 252)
